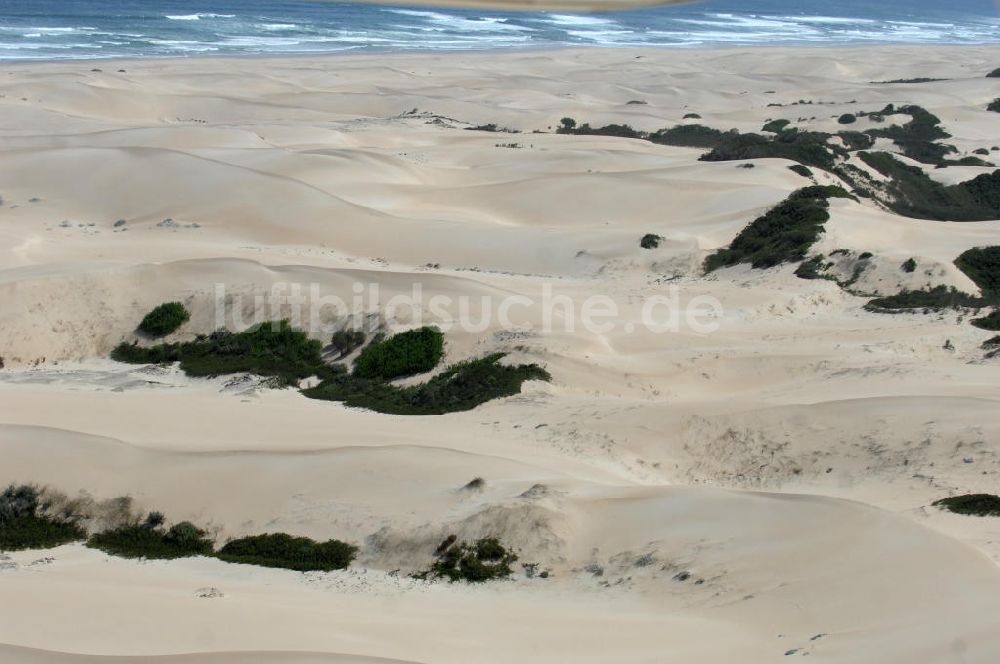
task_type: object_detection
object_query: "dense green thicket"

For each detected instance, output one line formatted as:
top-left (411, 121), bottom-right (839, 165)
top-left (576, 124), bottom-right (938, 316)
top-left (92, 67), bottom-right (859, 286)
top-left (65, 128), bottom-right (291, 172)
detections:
top-left (418, 536), bottom-right (517, 582)
top-left (216, 533), bottom-right (357, 571)
top-left (304, 353), bottom-right (550, 415)
top-left (988, 99), bottom-right (1000, 113)
top-left (0, 485), bottom-right (85, 551)
top-left (971, 310), bottom-right (1000, 331)
top-left (700, 130), bottom-right (840, 170)
top-left (640, 233), bottom-right (662, 249)
top-left (137, 302), bottom-right (189, 337)
top-left (955, 246), bottom-right (1000, 294)
top-left (704, 186), bottom-right (853, 272)
top-left (353, 327), bottom-right (444, 380)
top-left (762, 119), bottom-right (791, 133)
top-left (648, 124), bottom-right (725, 148)
top-left (112, 321), bottom-right (326, 387)
top-left (87, 521), bottom-right (214, 560)
top-left (857, 152), bottom-right (1000, 221)
top-left (864, 285), bottom-right (987, 313)
top-left (873, 78), bottom-right (947, 84)
top-left (788, 164), bottom-right (813, 178)
top-left (864, 105), bottom-right (955, 165)
top-left (933, 494), bottom-right (1000, 517)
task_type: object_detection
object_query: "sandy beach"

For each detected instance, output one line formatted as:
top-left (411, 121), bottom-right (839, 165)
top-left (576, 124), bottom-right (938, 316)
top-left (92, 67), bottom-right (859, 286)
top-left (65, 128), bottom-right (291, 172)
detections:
top-left (2, 44), bottom-right (1000, 662)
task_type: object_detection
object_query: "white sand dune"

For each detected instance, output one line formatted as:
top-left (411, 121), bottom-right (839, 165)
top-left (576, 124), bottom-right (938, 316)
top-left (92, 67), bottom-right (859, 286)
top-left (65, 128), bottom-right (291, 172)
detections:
top-left (2, 45), bottom-right (1000, 662)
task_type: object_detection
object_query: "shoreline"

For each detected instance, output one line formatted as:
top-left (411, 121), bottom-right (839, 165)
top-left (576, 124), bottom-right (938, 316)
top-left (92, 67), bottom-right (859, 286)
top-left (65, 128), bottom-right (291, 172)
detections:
top-left (3, 39), bottom-right (999, 68)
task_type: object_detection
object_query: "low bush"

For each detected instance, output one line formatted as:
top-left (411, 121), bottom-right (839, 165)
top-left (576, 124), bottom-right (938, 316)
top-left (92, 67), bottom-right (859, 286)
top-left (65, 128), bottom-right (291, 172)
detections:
top-left (762, 119), bottom-right (791, 133)
top-left (864, 285), bottom-right (986, 313)
top-left (0, 484), bottom-right (85, 551)
top-left (873, 78), bottom-right (947, 84)
top-left (788, 164), bottom-right (813, 178)
top-left (971, 310), bottom-right (1000, 331)
top-left (933, 494), bottom-right (1000, 517)
top-left (216, 533), bottom-right (357, 571)
top-left (112, 320), bottom-right (326, 387)
top-left (901, 257), bottom-right (917, 273)
top-left (837, 113), bottom-right (857, 125)
top-left (353, 327), bottom-right (444, 381)
top-left (955, 246), bottom-right (1000, 295)
top-left (704, 186), bottom-right (850, 272)
top-left (648, 124), bottom-right (725, 148)
top-left (988, 68), bottom-right (1000, 78)
top-left (856, 152), bottom-right (1000, 221)
top-left (988, 99), bottom-right (1000, 113)
top-left (304, 353), bottom-right (550, 415)
top-left (330, 328), bottom-right (365, 358)
top-left (640, 233), bottom-right (662, 249)
top-left (682, 112), bottom-right (701, 119)
top-left (137, 302), bottom-right (189, 337)
top-left (420, 536), bottom-right (517, 582)
top-left (86, 520), bottom-right (214, 559)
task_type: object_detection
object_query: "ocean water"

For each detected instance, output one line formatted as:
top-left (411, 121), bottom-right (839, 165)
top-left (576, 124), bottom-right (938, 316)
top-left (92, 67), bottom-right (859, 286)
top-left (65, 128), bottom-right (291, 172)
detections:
top-left (0, 0), bottom-right (997, 60)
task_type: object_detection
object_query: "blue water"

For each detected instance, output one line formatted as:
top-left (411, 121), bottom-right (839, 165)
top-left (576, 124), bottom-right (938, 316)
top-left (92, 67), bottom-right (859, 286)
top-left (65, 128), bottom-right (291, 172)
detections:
top-left (0, 0), bottom-right (997, 60)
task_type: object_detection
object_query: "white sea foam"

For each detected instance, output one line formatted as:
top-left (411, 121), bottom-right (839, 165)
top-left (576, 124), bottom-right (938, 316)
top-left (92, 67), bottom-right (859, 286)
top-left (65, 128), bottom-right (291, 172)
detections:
top-left (164, 13), bottom-right (236, 21)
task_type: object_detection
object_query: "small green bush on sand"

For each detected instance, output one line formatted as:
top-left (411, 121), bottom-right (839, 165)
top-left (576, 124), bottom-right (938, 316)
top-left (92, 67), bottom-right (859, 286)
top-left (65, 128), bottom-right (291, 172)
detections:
top-left (137, 302), bottom-right (189, 337)
top-left (216, 533), bottom-right (357, 571)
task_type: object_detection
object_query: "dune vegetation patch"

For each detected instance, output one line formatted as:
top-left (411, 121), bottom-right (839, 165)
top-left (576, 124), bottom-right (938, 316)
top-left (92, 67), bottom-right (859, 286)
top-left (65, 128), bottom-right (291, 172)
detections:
top-left (0, 485), bottom-right (86, 552)
top-left (113, 320), bottom-right (325, 387)
top-left (704, 186), bottom-right (854, 272)
top-left (955, 246), bottom-right (1000, 295)
top-left (971, 310), bottom-right (1000, 331)
top-left (87, 518), bottom-right (214, 560)
top-left (933, 494), bottom-right (1000, 517)
top-left (864, 285), bottom-right (988, 313)
top-left (216, 533), bottom-right (358, 572)
top-left (113, 319), bottom-right (548, 415)
top-left (137, 302), bottom-right (190, 337)
top-left (353, 326), bottom-right (444, 381)
top-left (415, 536), bottom-right (518, 582)
top-left (853, 152), bottom-right (1000, 221)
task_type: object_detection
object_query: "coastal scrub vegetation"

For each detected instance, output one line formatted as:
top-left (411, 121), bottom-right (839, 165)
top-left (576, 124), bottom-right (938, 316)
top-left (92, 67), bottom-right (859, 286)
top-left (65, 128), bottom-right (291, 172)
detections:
top-left (640, 233), bottom-right (662, 249)
top-left (0, 484), bottom-right (85, 551)
top-left (933, 494), bottom-right (1000, 517)
top-left (417, 536), bottom-right (517, 582)
top-left (113, 321), bottom-right (549, 415)
top-left (863, 285), bottom-right (988, 313)
top-left (353, 326), bottom-right (444, 380)
top-left (216, 533), bottom-right (358, 572)
top-left (988, 68), bottom-right (1000, 78)
top-left (988, 99), bottom-right (1000, 113)
top-left (703, 186), bottom-right (854, 272)
top-left (971, 310), bottom-right (1000, 331)
top-left (955, 246), bottom-right (1000, 295)
top-left (137, 302), bottom-right (189, 337)
top-left (86, 518), bottom-right (214, 560)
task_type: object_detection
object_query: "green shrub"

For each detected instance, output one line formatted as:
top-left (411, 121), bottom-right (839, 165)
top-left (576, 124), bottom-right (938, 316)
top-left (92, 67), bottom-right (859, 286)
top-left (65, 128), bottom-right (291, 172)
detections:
top-left (873, 78), bottom-right (947, 84)
top-left (971, 310), bottom-right (1000, 331)
top-left (0, 484), bottom-right (85, 551)
top-left (762, 119), bottom-right (791, 133)
top-left (837, 113), bottom-right (857, 125)
top-left (640, 233), bottom-right (662, 249)
top-left (648, 124), bottom-right (725, 148)
top-left (216, 533), bottom-right (357, 572)
top-left (682, 112), bottom-right (701, 119)
top-left (955, 246), bottom-right (1000, 295)
top-left (856, 152), bottom-right (1000, 221)
top-left (788, 164), bottom-right (813, 178)
top-left (305, 353), bottom-right (550, 415)
top-left (988, 99), bottom-right (1000, 113)
top-left (353, 327), bottom-right (444, 380)
top-left (902, 258), bottom-right (917, 273)
top-left (137, 302), bottom-right (189, 337)
top-left (558, 117), bottom-right (576, 132)
top-left (864, 285), bottom-right (986, 313)
top-left (112, 320), bottom-right (326, 387)
top-left (988, 68), bottom-right (1000, 78)
top-left (933, 494), bottom-right (1000, 517)
top-left (421, 536), bottom-right (517, 582)
top-left (330, 328), bottom-right (365, 358)
top-left (86, 520), bottom-right (213, 559)
top-left (704, 186), bottom-right (850, 272)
